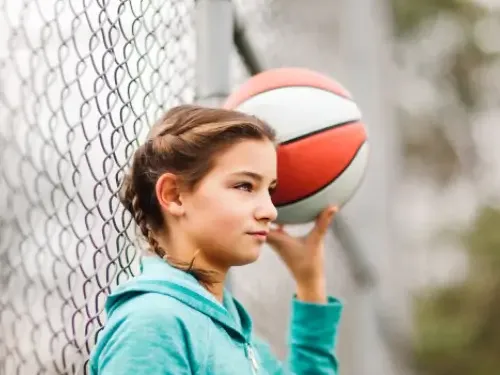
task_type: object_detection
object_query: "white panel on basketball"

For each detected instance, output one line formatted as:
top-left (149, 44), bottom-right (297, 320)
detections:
top-left (234, 86), bottom-right (362, 143)
top-left (275, 142), bottom-right (369, 224)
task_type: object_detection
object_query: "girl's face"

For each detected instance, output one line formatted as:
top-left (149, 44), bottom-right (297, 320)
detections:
top-left (180, 139), bottom-right (278, 270)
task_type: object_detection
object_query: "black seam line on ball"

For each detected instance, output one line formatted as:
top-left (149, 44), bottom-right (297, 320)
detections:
top-left (274, 139), bottom-right (367, 208)
top-left (279, 120), bottom-right (361, 145)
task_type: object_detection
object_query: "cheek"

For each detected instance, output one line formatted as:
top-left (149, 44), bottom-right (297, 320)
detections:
top-left (188, 187), bottom-right (250, 232)
top-left (206, 197), bottom-right (248, 230)
top-left (212, 207), bottom-right (246, 232)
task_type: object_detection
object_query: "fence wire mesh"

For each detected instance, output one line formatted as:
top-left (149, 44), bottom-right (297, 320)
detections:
top-left (1, 0), bottom-right (364, 374)
top-left (0, 0), bottom-right (195, 373)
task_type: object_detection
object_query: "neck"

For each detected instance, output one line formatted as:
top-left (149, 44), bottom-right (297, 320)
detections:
top-left (203, 279), bottom-right (226, 303)
top-left (156, 232), bottom-right (229, 303)
top-left (187, 259), bottom-right (228, 303)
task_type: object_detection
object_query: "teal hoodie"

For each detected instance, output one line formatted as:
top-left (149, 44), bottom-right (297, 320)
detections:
top-left (89, 256), bottom-right (343, 374)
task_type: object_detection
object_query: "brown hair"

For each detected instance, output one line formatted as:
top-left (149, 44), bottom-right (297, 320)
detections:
top-left (120, 104), bottom-right (276, 283)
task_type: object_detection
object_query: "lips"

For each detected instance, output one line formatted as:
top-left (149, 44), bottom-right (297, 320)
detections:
top-left (247, 231), bottom-right (269, 236)
top-left (247, 231), bottom-right (269, 242)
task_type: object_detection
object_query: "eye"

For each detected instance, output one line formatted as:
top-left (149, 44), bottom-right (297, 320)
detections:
top-left (268, 186), bottom-right (277, 195)
top-left (235, 182), bottom-right (253, 192)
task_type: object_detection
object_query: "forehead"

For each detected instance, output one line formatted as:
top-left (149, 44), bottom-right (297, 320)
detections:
top-left (211, 139), bottom-right (277, 178)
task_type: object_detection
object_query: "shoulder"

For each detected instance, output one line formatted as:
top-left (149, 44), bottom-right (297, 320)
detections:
top-left (90, 292), bottom-right (211, 374)
top-left (116, 291), bottom-right (197, 315)
top-left (106, 292), bottom-right (212, 341)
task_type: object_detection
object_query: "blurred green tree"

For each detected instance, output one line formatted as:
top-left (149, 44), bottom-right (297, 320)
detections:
top-left (392, 0), bottom-right (498, 185)
top-left (414, 207), bottom-right (500, 375)
top-left (391, 1), bottom-right (500, 374)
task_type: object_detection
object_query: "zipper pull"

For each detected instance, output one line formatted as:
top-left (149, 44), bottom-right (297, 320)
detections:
top-left (246, 344), bottom-right (259, 374)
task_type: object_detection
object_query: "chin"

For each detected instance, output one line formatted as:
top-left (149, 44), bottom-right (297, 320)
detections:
top-left (231, 246), bottom-right (262, 266)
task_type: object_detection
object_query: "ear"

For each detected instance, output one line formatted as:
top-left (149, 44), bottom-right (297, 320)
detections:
top-left (155, 173), bottom-right (185, 217)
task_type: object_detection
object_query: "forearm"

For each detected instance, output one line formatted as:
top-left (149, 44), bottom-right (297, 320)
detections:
top-left (253, 295), bottom-right (342, 375)
top-left (287, 295), bottom-right (342, 374)
top-left (295, 276), bottom-right (327, 304)
top-left (291, 274), bottom-right (341, 374)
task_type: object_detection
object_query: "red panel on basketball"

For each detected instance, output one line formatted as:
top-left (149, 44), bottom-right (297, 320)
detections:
top-left (271, 121), bottom-right (367, 206)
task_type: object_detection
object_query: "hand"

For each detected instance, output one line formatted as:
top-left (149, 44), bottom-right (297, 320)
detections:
top-left (266, 205), bottom-right (338, 302)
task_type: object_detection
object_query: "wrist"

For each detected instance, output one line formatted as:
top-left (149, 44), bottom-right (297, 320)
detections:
top-left (295, 276), bottom-right (327, 304)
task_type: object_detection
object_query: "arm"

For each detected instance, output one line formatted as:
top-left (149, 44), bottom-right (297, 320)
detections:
top-left (254, 296), bottom-right (342, 375)
top-left (264, 206), bottom-right (343, 373)
top-left (92, 309), bottom-right (199, 375)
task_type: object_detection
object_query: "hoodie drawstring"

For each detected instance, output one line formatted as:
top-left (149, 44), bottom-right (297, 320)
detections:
top-left (246, 343), bottom-right (259, 374)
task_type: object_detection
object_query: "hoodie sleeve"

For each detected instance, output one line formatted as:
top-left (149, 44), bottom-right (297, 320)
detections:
top-left (253, 296), bottom-right (343, 375)
top-left (92, 308), bottom-right (201, 375)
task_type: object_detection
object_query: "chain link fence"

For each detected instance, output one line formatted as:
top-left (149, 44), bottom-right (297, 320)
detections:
top-left (0, 0), bottom-right (195, 373)
top-left (1, 0), bottom-right (390, 374)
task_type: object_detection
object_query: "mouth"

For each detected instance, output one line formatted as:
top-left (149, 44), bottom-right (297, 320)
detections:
top-left (247, 231), bottom-right (269, 241)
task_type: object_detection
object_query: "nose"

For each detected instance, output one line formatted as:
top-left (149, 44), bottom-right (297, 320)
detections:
top-left (255, 192), bottom-right (278, 223)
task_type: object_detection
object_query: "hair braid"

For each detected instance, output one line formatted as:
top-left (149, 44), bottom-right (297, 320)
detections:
top-left (131, 193), bottom-right (167, 259)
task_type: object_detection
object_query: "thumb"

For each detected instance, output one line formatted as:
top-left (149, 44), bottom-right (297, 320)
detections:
top-left (267, 226), bottom-right (288, 248)
top-left (267, 224), bottom-right (295, 251)
top-left (308, 205), bottom-right (337, 243)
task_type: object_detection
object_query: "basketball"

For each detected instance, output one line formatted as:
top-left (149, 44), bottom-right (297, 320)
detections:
top-left (224, 67), bottom-right (369, 224)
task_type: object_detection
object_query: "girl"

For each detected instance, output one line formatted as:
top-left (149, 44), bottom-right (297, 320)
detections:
top-left (89, 105), bottom-right (342, 374)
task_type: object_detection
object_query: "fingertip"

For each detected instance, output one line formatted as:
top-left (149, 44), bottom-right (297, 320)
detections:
top-left (323, 206), bottom-right (337, 226)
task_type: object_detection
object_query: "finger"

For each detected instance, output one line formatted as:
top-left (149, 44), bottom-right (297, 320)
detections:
top-left (267, 227), bottom-right (298, 256)
top-left (308, 205), bottom-right (338, 243)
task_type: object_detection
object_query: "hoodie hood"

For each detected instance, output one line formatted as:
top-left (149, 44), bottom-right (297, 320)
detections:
top-left (105, 256), bottom-right (253, 343)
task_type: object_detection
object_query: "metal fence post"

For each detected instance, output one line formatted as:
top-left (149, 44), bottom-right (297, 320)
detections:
top-left (195, 0), bottom-right (233, 108)
top-left (338, 0), bottom-right (414, 373)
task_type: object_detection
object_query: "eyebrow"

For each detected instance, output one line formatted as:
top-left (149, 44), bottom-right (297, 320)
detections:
top-left (231, 171), bottom-right (277, 185)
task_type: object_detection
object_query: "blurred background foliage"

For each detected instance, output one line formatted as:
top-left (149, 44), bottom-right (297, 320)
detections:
top-left (392, 0), bottom-right (500, 373)
top-left (414, 207), bottom-right (500, 375)
top-left (393, 0), bottom-right (499, 185)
